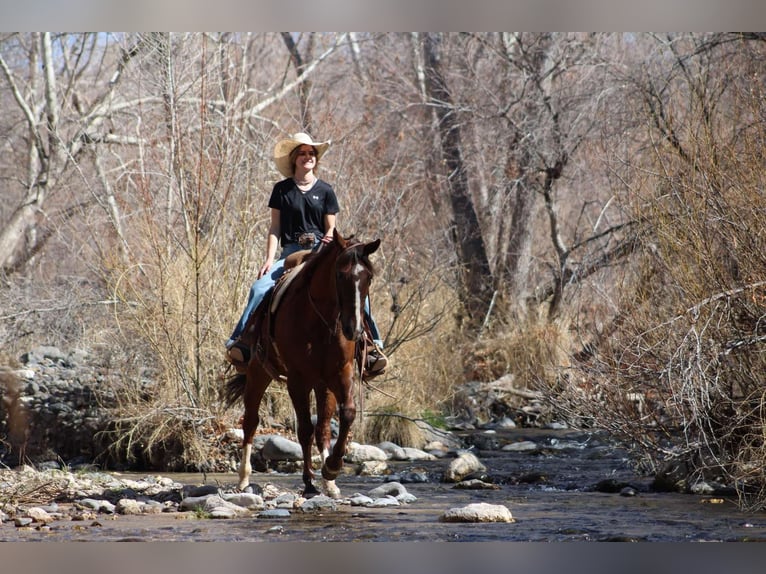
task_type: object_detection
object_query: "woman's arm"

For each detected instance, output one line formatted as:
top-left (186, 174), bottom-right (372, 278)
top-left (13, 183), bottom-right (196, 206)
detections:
top-left (258, 208), bottom-right (281, 278)
top-left (321, 213), bottom-right (336, 244)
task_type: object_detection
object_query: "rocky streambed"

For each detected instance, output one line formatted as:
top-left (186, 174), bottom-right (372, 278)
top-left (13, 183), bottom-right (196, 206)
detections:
top-left (3, 427), bottom-right (766, 542)
top-left (3, 346), bottom-right (766, 541)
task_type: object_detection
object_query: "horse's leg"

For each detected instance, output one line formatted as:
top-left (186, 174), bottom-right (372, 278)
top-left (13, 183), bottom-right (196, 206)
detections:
top-left (321, 371), bottom-right (356, 485)
top-left (287, 377), bottom-right (320, 497)
top-left (238, 363), bottom-right (271, 490)
top-left (314, 387), bottom-right (341, 499)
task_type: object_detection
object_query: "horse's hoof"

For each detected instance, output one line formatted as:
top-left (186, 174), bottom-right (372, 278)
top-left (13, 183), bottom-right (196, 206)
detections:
top-left (238, 480), bottom-right (250, 491)
top-left (321, 465), bottom-right (339, 481)
top-left (303, 484), bottom-right (321, 498)
top-left (323, 480), bottom-right (341, 499)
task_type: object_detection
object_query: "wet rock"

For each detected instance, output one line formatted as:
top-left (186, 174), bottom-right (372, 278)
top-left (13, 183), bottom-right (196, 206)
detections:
top-left (183, 484), bottom-right (219, 498)
top-left (368, 481), bottom-right (416, 503)
top-left (14, 517), bottom-right (34, 527)
top-left (454, 479), bottom-right (500, 490)
top-left (440, 502), bottom-right (515, 523)
top-left (620, 486), bottom-right (638, 497)
top-left (594, 478), bottom-right (631, 493)
top-left (273, 493), bottom-right (299, 509)
top-left (377, 441), bottom-right (407, 460)
top-left (259, 509), bottom-right (291, 519)
top-left (444, 451), bottom-right (486, 483)
top-left (358, 460), bottom-right (388, 476)
top-left (349, 494), bottom-right (374, 506)
top-left (345, 443), bottom-right (388, 463)
top-left (116, 498), bottom-right (143, 515)
top-left (501, 440), bottom-right (538, 452)
top-left (401, 447), bottom-right (436, 461)
top-left (299, 495), bottom-right (336, 513)
top-left (180, 494), bottom-right (249, 517)
top-left (261, 436), bottom-right (303, 462)
top-left (386, 470), bottom-right (429, 484)
top-left (26, 507), bottom-right (54, 524)
top-left (369, 496), bottom-right (400, 507)
top-left (76, 498), bottom-right (116, 514)
top-left (221, 492), bottom-right (264, 510)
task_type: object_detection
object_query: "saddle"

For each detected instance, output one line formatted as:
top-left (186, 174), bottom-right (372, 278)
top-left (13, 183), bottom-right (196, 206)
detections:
top-left (231, 251), bottom-right (382, 380)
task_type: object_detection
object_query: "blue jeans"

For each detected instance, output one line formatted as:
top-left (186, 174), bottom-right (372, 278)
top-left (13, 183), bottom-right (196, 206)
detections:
top-left (227, 241), bottom-right (383, 347)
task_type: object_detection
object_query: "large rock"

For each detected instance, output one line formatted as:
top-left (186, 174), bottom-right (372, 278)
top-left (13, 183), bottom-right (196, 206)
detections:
top-left (440, 503), bottom-right (515, 523)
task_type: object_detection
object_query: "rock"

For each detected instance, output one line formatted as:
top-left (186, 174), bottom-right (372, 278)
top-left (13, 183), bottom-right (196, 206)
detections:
top-left (401, 447), bottom-right (436, 461)
top-left (501, 440), bottom-right (538, 452)
top-left (454, 479), bottom-right (500, 490)
top-left (349, 493), bottom-right (374, 506)
top-left (444, 451), bottom-right (486, 483)
top-left (180, 494), bottom-right (249, 516)
top-left (690, 481), bottom-right (716, 495)
top-left (386, 470), bottom-right (429, 484)
top-left (221, 492), bottom-right (264, 509)
top-left (183, 484), bottom-right (219, 498)
top-left (259, 509), bottom-right (291, 519)
top-left (261, 436), bottom-right (303, 462)
top-left (26, 507), bottom-right (54, 524)
top-left (299, 495), bottom-right (336, 513)
top-left (377, 441), bottom-right (407, 460)
top-left (368, 482), bottom-right (407, 499)
top-left (210, 507), bottom-right (238, 519)
top-left (440, 503), bottom-right (515, 523)
top-left (358, 460), bottom-right (388, 476)
top-left (345, 442), bottom-right (388, 463)
top-left (369, 496), bottom-right (400, 507)
top-left (116, 498), bottom-right (143, 515)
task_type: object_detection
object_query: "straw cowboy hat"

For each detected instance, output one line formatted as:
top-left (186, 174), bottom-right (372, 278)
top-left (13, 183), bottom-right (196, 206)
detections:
top-left (273, 132), bottom-right (331, 178)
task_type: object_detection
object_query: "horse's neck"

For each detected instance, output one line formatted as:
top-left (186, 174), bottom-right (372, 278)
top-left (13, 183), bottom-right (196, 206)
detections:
top-left (304, 249), bottom-right (338, 304)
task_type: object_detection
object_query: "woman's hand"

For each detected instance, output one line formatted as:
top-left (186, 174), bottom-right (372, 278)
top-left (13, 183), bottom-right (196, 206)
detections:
top-left (257, 260), bottom-right (273, 279)
top-left (320, 234), bottom-right (333, 245)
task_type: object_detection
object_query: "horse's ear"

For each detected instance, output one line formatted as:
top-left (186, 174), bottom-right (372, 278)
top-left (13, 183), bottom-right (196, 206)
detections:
top-left (333, 228), bottom-right (346, 247)
top-left (364, 238), bottom-right (381, 256)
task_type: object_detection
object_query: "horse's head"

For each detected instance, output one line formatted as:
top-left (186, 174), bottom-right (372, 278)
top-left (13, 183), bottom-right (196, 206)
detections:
top-left (333, 229), bottom-right (380, 342)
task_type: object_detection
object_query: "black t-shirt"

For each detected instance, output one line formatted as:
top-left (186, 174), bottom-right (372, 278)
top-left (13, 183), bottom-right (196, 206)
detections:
top-left (268, 178), bottom-right (340, 246)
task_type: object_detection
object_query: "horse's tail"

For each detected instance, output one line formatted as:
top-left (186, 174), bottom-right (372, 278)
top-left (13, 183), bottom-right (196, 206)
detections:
top-left (223, 372), bottom-right (247, 408)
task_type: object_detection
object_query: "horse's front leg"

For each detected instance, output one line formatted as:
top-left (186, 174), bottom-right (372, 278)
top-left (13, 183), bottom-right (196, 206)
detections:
top-left (321, 370), bottom-right (356, 486)
top-left (315, 388), bottom-right (341, 499)
top-left (288, 377), bottom-right (320, 497)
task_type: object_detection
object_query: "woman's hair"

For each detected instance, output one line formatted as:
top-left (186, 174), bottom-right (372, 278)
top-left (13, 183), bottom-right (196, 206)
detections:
top-left (288, 145), bottom-right (320, 177)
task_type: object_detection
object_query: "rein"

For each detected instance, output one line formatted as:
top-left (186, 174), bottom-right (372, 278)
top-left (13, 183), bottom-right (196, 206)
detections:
top-left (306, 241), bottom-right (367, 337)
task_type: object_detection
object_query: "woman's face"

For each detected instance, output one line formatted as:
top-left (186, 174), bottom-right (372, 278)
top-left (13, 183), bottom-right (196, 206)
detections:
top-left (294, 145), bottom-right (317, 172)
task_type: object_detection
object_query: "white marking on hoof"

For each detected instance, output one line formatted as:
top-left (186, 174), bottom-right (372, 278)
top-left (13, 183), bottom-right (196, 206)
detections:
top-left (323, 478), bottom-right (341, 499)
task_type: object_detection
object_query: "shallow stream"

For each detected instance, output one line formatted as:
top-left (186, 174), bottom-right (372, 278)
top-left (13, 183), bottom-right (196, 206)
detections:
top-left (4, 427), bottom-right (766, 542)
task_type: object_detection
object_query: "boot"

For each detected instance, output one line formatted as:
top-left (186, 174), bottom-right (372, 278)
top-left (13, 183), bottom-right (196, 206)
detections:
top-left (225, 340), bottom-right (250, 373)
top-left (364, 342), bottom-right (388, 378)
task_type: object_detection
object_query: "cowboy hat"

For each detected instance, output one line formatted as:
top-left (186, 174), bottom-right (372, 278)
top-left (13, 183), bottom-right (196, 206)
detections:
top-left (273, 132), bottom-right (331, 178)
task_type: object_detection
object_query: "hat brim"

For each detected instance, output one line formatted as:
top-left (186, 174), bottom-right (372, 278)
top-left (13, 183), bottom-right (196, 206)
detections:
top-left (273, 134), bottom-right (330, 178)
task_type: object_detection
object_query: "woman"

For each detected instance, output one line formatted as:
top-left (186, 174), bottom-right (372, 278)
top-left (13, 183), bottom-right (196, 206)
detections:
top-left (226, 132), bottom-right (387, 376)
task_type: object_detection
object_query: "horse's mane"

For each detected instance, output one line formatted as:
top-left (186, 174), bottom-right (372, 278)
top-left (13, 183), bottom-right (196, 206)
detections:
top-left (295, 234), bottom-right (374, 285)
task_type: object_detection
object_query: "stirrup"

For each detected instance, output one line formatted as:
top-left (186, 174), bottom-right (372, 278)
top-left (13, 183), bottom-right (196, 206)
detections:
top-left (364, 345), bottom-right (388, 379)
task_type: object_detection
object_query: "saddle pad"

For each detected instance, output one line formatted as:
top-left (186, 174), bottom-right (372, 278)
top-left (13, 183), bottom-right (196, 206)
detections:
top-left (270, 262), bottom-right (306, 314)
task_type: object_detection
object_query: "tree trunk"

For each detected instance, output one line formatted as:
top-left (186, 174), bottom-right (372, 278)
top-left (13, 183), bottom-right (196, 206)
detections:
top-left (422, 33), bottom-right (494, 330)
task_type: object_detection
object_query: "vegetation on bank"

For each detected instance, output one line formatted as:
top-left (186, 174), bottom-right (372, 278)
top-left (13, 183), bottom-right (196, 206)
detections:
top-left (1, 33), bottom-right (765, 509)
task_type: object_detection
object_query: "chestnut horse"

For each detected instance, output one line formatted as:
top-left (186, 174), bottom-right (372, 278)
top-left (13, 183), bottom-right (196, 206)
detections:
top-left (224, 229), bottom-right (381, 498)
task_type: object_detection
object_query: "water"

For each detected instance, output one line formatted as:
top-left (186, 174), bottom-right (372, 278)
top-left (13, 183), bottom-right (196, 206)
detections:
top-left (3, 427), bottom-right (766, 541)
